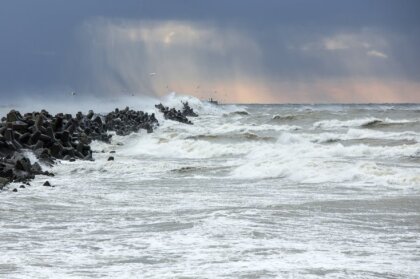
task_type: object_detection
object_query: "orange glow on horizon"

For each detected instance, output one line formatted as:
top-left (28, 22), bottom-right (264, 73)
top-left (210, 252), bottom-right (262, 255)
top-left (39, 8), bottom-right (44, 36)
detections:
top-left (155, 79), bottom-right (420, 104)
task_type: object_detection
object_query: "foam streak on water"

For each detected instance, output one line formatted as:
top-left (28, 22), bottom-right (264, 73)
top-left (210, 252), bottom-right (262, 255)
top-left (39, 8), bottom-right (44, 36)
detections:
top-left (1, 96), bottom-right (420, 278)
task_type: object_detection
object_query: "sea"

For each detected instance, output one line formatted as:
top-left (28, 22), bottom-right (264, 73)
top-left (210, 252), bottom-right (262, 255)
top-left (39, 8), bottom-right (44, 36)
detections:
top-left (1, 94), bottom-right (420, 278)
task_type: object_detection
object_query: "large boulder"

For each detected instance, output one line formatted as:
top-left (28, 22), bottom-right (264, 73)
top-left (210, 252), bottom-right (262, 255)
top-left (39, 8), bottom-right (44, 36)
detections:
top-left (12, 121), bottom-right (28, 133)
top-left (0, 177), bottom-right (9, 189)
top-left (31, 162), bottom-right (43, 174)
top-left (49, 142), bottom-right (63, 158)
top-left (12, 152), bottom-right (32, 172)
top-left (6, 110), bottom-right (21, 123)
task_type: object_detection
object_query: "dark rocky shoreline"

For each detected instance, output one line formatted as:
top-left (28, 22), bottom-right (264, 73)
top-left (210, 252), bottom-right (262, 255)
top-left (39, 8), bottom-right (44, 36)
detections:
top-left (155, 101), bottom-right (198, 124)
top-left (0, 102), bottom-right (197, 192)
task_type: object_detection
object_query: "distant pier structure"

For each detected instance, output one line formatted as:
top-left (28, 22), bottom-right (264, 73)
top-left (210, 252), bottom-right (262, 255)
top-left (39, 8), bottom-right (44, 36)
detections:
top-left (207, 98), bottom-right (218, 105)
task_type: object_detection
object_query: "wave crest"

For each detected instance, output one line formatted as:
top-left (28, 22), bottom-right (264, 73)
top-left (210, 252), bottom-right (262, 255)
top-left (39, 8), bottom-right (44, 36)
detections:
top-left (314, 117), bottom-right (416, 129)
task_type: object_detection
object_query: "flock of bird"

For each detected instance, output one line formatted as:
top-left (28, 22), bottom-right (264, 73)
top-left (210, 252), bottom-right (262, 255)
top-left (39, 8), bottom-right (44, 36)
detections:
top-left (68, 72), bottom-right (226, 102)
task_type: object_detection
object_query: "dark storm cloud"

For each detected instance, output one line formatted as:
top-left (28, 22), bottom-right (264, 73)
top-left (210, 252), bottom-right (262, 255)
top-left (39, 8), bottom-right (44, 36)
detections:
top-left (0, 0), bottom-right (419, 101)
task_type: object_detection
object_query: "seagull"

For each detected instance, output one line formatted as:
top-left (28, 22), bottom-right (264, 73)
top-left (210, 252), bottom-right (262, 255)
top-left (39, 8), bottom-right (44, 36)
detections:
top-left (71, 91), bottom-right (76, 96)
top-left (149, 72), bottom-right (157, 76)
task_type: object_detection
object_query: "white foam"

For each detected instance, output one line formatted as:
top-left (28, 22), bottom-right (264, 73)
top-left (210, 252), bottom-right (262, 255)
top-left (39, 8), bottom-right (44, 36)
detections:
top-left (313, 128), bottom-right (420, 143)
top-left (161, 92), bottom-right (243, 116)
top-left (229, 132), bottom-right (420, 185)
top-left (2, 103), bottom-right (420, 279)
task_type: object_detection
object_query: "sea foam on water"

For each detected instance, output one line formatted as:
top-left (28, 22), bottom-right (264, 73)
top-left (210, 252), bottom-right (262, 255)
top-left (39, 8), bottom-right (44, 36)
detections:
top-left (1, 95), bottom-right (419, 278)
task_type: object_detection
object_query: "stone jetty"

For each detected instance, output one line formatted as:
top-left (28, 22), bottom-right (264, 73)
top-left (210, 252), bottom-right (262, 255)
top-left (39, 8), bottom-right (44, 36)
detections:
top-left (0, 106), bottom-right (162, 190)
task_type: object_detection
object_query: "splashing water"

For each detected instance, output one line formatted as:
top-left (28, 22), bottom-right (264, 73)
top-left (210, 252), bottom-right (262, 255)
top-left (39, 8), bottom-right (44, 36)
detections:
top-left (1, 96), bottom-right (420, 278)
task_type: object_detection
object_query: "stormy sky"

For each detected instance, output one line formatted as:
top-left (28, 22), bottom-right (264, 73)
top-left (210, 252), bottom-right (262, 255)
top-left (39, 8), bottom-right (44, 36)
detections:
top-left (1, 0), bottom-right (419, 103)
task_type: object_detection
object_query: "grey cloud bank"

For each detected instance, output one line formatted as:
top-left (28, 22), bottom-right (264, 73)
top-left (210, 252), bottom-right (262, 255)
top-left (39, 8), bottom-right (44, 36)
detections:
top-left (0, 0), bottom-right (419, 103)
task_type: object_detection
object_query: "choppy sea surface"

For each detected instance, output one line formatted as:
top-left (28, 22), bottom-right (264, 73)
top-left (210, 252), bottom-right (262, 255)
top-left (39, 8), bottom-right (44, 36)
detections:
top-left (1, 95), bottom-right (420, 278)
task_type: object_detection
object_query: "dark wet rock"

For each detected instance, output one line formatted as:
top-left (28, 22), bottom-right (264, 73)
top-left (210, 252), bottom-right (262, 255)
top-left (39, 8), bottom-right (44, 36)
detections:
top-left (52, 116), bottom-right (64, 132)
top-left (7, 110), bottom-right (22, 123)
top-left (39, 134), bottom-right (53, 145)
top-left (62, 155), bottom-right (71, 161)
top-left (61, 130), bottom-right (70, 143)
top-left (84, 153), bottom-right (93, 161)
top-left (4, 128), bottom-right (14, 141)
top-left (19, 185), bottom-right (25, 188)
top-left (43, 181), bottom-right (52, 187)
top-left (12, 188), bottom-right (17, 192)
top-left (33, 139), bottom-right (44, 150)
top-left (155, 103), bottom-right (194, 124)
top-left (0, 163), bottom-right (14, 180)
top-left (33, 148), bottom-right (47, 158)
top-left (13, 153), bottom-right (32, 172)
top-left (110, 151), bottom-right (116, 154)
top-left (93, 115), bottom-right (103, 125)
top-left (62, 147), bottom-right (75, 157)
top-left (12, 121), bottom-right (28, 133)
top-left (75, 150), bottom-right (84, 159)
top-left (49, 142), bottom-right (63, 158)
top-left (181, 101), bottom-right (198, 117)
top-left (1, 107), bottom-right (161, 190)
top-left (34, 114), bottom-right (44, 131)
top-left (46, 126), bottom-right (55, 139)
top-left (34, 148), bottom-right (54, 165)
top-left (29, 131), bottom-right (41, 145)
top-left (105, 107), bottom-right (159, 136)
top-left (0, 177), bottom-right (9, 189)
top-left (86, 110), bottom-right (94, 120)
top-left (31, 162), bottom-right (43, 174)
top-left (107, 156), bottom-right (114, 161)
top-left (44, 171), bottom-right (54, 177)
top-left (19, 132), bottom-right (31, 144)
top-left (76, 142), bottom-right (84, 154)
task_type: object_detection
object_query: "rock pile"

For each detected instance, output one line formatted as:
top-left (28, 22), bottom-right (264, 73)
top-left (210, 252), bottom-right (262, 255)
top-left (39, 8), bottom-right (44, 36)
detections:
top-left (181, 101), bottom-right (198, 117)
top-left (105, 107), bottom-right (158, 135)
top-left (0, 107), bottom-right (160, 189)
top-left (0, 109), bottom-right (104, 163)
top-left (155, 103), bottom-right (194, 124)
top-left (0, 152), bottom-right (53, 190)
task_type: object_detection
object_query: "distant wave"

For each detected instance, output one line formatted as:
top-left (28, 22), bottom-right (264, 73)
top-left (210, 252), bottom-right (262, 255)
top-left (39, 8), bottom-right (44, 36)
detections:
top-left (360, 119), bottom-right (416, 128)
top-left (223, 110), bottom-right (250, 117)
top-left (311, 128), bottom-right (420, 144)
top-left (186, 132), bottom-right (276, 142)
top-left (171, 166), bottom-right (204, 173)
top-left (231, 111), bottom-right (249, 116)
top-left (271, 114), bottom-right (299, 121)
top-left (229, 132), bottom-right (420, 183)
top-left (314, 117), bottom-right (417, 129)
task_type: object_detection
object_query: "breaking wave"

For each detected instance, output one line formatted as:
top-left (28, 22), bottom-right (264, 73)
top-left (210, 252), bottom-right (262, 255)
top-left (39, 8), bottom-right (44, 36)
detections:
top-left (2, 95), bottom-right (420, 278)
top-left (313, 117), bottom-right (417, 129)
top-left (271, 114), bottom-right (299, 121)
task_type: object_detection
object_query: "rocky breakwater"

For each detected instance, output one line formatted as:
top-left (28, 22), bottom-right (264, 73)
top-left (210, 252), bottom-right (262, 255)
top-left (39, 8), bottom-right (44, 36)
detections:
top-left (155, 101), bottom-right (198, 124)
top-left (106, 107), bottom-right (158, 135)
top-left (0, 107), bottom-right (159, 191)
top-left (181, 101), bottom-right (198, 117)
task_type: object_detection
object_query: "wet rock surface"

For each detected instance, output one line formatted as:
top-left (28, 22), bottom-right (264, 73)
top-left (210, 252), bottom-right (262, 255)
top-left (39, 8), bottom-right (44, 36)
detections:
top-left (155, 103), bottom-right (196, 124)
top-left (181, 101), bottom-right (198, 117)
top-left (106, 107), bottom-right (158, 135)
top-left (0, 107), bottom-right (161, 190)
